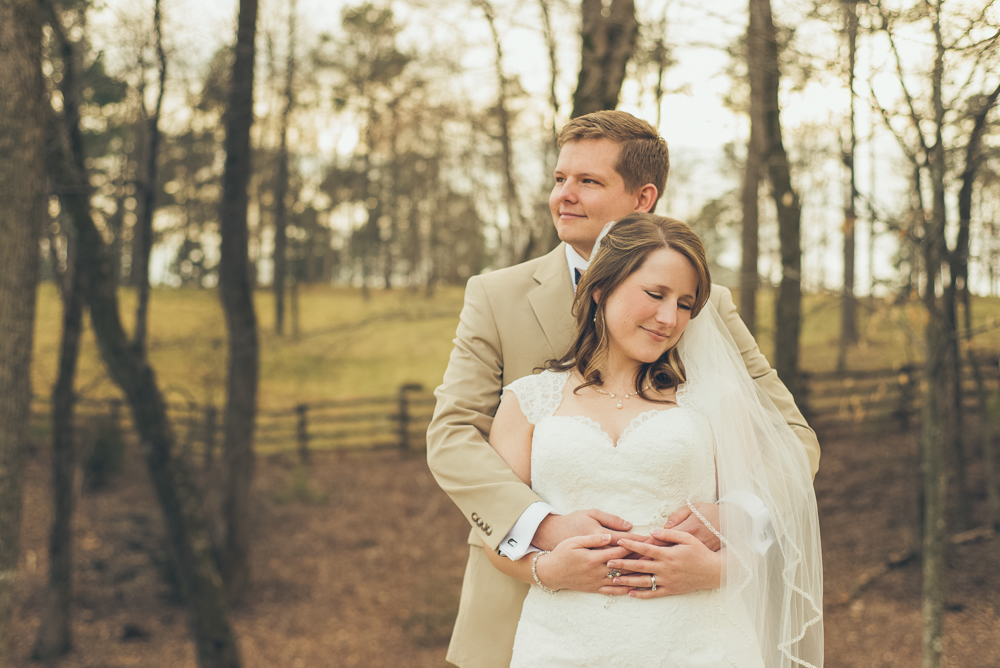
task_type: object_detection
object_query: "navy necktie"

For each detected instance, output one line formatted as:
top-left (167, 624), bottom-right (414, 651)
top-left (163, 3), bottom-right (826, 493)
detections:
top-left (574, 268), bottom-right (583, 287)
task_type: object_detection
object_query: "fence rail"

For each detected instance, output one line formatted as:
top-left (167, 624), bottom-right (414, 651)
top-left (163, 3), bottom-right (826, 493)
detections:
top-left (29, 355), bottom-right (1000, 459)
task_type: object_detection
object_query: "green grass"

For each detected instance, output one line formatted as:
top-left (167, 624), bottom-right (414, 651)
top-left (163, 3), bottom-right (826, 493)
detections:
top-left (30, 282), bottom-right (1000, 409)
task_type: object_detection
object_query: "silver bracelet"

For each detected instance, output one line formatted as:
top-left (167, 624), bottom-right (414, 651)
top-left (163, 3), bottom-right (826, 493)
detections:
top-left (531, 550), bottom-right (559, 594)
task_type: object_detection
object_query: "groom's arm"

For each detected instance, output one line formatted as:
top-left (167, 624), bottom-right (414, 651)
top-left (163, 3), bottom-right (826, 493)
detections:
top-left (427, 275), bottom-right (633, 554)
top-left (713, 285), bottom-right (820, 478)
top-left (426, 275), bottom-right (542, 552)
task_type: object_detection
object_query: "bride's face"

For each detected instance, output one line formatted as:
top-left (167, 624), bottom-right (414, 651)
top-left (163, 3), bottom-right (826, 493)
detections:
top-left (595, 247), bottom-right (699, 366)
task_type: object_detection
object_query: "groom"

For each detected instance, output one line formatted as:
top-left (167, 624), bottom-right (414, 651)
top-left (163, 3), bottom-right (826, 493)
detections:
top-left (427, 110), bottom-right (819, 668)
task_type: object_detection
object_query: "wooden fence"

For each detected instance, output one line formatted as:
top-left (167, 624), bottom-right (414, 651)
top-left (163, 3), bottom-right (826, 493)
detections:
top-left (28, 356), bottom-right (1000, 460)
top-left (802, 355), bottom-right (1000, 434)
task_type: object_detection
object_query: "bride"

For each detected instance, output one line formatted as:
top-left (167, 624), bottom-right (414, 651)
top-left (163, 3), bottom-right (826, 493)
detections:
top-left (483, 213), bottom-right (823, 668)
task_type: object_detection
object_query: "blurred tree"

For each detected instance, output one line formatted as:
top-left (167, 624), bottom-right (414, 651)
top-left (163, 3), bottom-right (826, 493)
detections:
top-left (132, 0), bottom-right (167, 355)
top-left (473, 0), bottom-right (527, 265)
top-left (571, 0), bottom-right (639, 117)
top-left (0, 0), bottom-right (44, 663)
top-left (837, 0), bottom-right (859, 371)
top-left (41, 1), bottom-right (241, 663)
top-left (748, 0), bottom-right (803, 400)
top-left (216, 0), bottom-right (260, 602)
top-left (869, 1), bottom-right (1000, 664)
top-left (314, 2), bottom-right (411, 295)
top-left (273, 0), bottom-right (297, 335)
top-left (33, 8), bottom-right (87, 656)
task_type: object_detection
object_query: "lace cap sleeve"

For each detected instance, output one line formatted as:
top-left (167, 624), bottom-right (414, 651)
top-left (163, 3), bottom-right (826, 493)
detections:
top-left (502, 370), bottom-right (568, 425)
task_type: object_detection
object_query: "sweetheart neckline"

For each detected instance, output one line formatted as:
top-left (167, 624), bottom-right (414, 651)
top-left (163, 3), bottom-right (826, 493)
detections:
top-left (545, 407), bottom-right (687, 449)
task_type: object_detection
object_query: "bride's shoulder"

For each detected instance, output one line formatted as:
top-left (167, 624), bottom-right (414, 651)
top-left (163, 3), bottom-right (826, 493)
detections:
top-left (502, 369), bottom-right (570, 424)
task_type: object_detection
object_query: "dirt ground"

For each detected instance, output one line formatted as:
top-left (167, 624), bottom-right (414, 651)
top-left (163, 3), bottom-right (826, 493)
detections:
top-left (10, 424), bottom-right (1000, 668)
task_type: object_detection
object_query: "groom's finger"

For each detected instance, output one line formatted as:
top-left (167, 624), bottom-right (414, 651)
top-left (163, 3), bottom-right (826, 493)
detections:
top-left (587, 509), bottom-right (633, 531)
top-left (567, 533), bottom-right (614, 549)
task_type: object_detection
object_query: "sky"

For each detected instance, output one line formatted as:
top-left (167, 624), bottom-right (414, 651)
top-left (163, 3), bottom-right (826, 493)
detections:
top-left (86, 0), bottom-right (999, 296)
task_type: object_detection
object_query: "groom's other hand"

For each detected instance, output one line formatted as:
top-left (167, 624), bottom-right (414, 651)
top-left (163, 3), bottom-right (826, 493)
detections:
top-left (659, 503), bottom-right (722, 552)
top-left (533, 509), bottom-right (635, 552)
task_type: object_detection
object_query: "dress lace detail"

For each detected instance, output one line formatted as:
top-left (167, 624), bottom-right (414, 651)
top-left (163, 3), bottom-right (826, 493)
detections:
top-left (506, 370), bottom-right (764, 668)
top-left (503, 370), bottom-right (570, 425)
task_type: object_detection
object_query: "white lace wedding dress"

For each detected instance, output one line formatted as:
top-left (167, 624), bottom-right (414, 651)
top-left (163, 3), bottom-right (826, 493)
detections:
top-left (505, 369), bottom-right (765, 668)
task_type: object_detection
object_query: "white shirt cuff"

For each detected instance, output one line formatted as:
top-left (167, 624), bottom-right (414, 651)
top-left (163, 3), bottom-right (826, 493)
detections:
top-left (496, 501), bottom-right (557, 560)
top-left (720, 490), bottom-right (775, 555)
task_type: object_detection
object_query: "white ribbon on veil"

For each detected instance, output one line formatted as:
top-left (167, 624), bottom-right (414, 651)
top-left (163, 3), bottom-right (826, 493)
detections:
top-left (674, 300), bottom-right (824, 668)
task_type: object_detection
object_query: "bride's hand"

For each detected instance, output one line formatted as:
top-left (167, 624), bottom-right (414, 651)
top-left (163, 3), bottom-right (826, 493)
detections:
top-left (535, 533), bottom-right (634, 595)
top-left (607, 528), bottom-right (721, 597)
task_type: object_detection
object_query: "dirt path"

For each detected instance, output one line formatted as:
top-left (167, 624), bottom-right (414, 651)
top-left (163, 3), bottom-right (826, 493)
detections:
top-left (11, 427), bottom-right (1000, 667)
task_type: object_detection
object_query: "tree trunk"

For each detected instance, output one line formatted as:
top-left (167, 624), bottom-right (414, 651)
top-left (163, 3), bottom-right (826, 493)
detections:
top-left (922, 6), bottom-right (948, 665)
top-left (217, 0), bottom-right (259, 602)
top-left (475, 0), bottom-right (525, 264)
top-left (748, 0), bottom-right (802, 399)
top-left (273, 0), bottom-right (295, 334)
top-left (571, 0), bottom-right (639, 117)
top-left (45, 7), bottom-right (242, 664)
top-left (740, 102), bottom-right (761, 335)
top-left (950, 81), bottom-right (1000, 532)
top-left (838, 0), bottom-right (859, 371)
top-left (0, 0), bottom-right (44, 662)
top-left (33, 232), bottom-right (84, 660)
top-left (133, 0), bottom-right (166, 356)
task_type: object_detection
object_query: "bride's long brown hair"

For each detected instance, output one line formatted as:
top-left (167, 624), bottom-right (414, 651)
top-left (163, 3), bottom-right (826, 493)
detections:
top-left (547, 213), bottom-right (711, 401)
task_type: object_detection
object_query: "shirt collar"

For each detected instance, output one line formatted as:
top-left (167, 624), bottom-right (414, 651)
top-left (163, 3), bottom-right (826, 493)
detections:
top-left (565, 245), bottom-right (589, 290)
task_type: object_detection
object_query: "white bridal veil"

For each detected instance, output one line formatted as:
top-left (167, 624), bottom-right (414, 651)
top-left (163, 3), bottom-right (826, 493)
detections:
top-left (674, 301), bottom-right (824, 668)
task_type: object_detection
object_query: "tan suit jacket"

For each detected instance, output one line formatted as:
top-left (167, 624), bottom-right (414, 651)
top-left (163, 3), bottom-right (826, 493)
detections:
top-left (426, 244), bottom-right (819, 668)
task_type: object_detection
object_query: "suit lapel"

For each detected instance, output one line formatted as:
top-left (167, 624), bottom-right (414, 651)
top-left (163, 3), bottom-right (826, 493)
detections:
top-left (527, 245), bottom-right (577, 358)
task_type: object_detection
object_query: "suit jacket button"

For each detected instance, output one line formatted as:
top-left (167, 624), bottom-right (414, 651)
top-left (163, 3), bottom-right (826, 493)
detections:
top-left (485, 526), bottom-right (493, 536)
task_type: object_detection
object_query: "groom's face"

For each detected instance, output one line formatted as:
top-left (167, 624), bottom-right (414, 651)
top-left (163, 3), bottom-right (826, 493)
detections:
top-left (549, 138), bottom-right (645, 259)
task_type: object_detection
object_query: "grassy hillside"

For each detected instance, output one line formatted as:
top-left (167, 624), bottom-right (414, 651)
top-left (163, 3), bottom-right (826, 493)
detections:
top-left (30, 282), bottom-right (1000, 409)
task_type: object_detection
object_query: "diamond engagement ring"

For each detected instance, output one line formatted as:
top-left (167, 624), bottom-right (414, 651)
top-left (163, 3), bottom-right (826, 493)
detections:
top-left (606, 569), bottom-right (622, 579)
top-left (650, 575), bottom-right (657, 591)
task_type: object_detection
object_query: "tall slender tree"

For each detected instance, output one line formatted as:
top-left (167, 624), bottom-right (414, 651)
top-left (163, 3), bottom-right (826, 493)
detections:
top-left (273, 0), bottom-right (296, 334)
top-left (133, 0), bottom-right (167, 355)
top-left (838, 0), bottom-right (859, 371)
top-left (0, 0), bottom-right (44, 662)
top-left (748, 0), bottom-right (803, 399)
top-left (217, 0), bottom-right (260, 600)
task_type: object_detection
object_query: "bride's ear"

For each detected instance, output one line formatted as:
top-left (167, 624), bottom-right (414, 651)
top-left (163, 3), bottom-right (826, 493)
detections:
top-left (592, 288), bottom-right (601, 304)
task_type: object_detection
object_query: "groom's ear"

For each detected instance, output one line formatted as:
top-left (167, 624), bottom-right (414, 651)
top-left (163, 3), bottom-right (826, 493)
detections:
top-left (634, 184), bottom-right (658, 213)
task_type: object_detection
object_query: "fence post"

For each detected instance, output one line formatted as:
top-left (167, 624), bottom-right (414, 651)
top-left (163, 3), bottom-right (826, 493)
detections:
top-left (397, 383), bottom-right (423, 453)
top-left (896, 365), bottom-right (915, 431)
top-left (296, 404), bottom-right (310, 465)
top-left (202, 404), bottom-right (217, 470)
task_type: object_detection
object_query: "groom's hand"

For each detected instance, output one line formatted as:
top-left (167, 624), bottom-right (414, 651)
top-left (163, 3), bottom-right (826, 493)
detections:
top-left (658, 503), bottom-right (721, 552)
top-left (533, 509), bottom-right (636, 552)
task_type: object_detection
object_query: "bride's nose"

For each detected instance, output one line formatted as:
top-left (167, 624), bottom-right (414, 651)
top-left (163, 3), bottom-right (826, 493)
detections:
top-left (655, 301), bottom-right (678, 328)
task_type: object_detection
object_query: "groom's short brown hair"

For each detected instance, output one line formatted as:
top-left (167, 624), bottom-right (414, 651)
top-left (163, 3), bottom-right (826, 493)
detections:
top-left (558, 111), bottom-right (669, 206)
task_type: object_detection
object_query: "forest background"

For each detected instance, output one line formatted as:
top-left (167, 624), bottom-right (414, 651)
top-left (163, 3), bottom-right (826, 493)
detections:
top-left (2, 0), bottom-right (1000, 666)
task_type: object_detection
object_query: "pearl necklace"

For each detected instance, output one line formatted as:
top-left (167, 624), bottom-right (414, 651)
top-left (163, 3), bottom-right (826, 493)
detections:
top-left (594, 383), bottom-right (652, 409)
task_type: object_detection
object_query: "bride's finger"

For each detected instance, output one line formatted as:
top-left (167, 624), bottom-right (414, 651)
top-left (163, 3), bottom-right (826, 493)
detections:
top-left (610, 574), bottom-right (656, 588)
top-left (649, 528), bottom-right (701, 546)
top-left (596, 585), bottom-right (632, 596)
